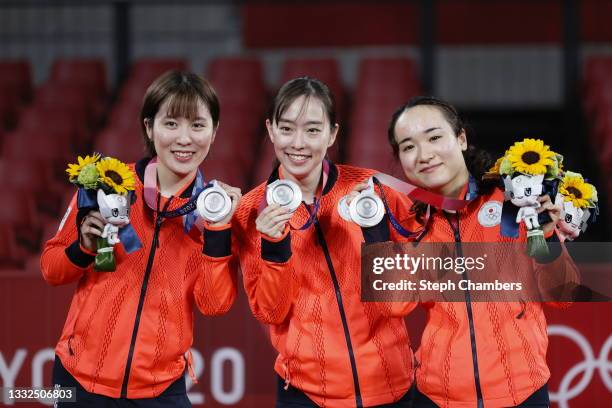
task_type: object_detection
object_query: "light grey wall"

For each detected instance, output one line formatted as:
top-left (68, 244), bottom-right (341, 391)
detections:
top-left (0, 5), bottom-right (114, 84)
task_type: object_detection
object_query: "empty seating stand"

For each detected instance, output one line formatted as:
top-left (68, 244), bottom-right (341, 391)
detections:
top-left (0, 60), bottom-right (32, 129)
top-left (347, 57), bottom-right (421, 172)
top-left (206, 57), bottom-right (268, 188)
top-left (583, 56), bottom-right (612, 214)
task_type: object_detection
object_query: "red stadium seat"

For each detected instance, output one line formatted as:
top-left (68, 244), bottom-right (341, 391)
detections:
top-left (0, 83), bottom-right (21, 129)
top-left (0, 224), bottom-right (25, 269)
top-left (212, 80), bottom-right (266, 115)
top-left (94, 128), bottom-right (146, 164)
top-left (0, 157), bottom-right (54, 189)
top-left (207, 59), bottom-right (267, 157)
top-left (33, 82), bottom-right (92, 121)
top-left (584, 56), bottom-right (612, 87)
top-left (18, 106), bottom-right (90, 150)
top-left (0, 60), bottom-right (32, 102)
top-left (0, 189), bottom-right (40, 252)
top-left (0, 158), bottom-right (65, 216)
top-left (127, 58), bottom-right (188, 88)
top-left (50, 58), bottom-right (108, 98)
top-left (208, 57), bottom-right (265, 93)
top-left (600, 126), bottom-right (612, 172)
top-left (347, 57), bottom-right (422, 165)
top-left (357, 57), bottom-right (419, 84)
top-left (105, 103), bottom-right (142, 132)
top-left (116, 82), bottom-right (150, 106)
top-left (1, 128), bottom-right (74, 177)
top-left (280, 58), bottom-right (346, 139)
top-left (282, 58), bottom-right (340, 85)
top-left (583, 79), bottom-right (612, 121)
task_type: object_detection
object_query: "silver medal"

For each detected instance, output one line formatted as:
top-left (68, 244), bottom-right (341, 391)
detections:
top-left (266, 179), bottom-right (302, 212)
top-left (348, 179), bottom-right (385, 227)
top-left (337, 195), bottom-right (353, 222)
top-left (197, 180), bottom-right (232, 223)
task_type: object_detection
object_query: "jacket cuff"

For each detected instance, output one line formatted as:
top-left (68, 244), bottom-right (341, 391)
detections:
top-left (203, 224), bottom-right (232, 258)
top-left (362, 214), bottom-right (391, 244)
top-left (261, 227), bottom-right (291, 263)
top-left (544, 227), bottom-right (554, 239)
top-left (536, 232), bottom-right (563, 264)
top-left (65, 240), bottom-right (96, 268)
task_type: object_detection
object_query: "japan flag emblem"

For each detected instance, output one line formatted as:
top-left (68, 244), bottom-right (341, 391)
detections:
top-left (478, 201), bottom-right (502, 227)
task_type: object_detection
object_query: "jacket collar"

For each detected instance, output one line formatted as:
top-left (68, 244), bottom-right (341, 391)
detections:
top-left (135, 157), bottom-right (195, 199)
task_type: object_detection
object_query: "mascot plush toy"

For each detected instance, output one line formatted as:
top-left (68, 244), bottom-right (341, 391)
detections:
top-left (489, 139), bottom-right (563, 258)
top-left (96, 190), bottom-right (131, 271)
top-left (555, 171), bottom-right (599, 242)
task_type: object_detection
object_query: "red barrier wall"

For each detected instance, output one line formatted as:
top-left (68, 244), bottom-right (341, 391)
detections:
top-left (0, 274), bottom-right (610, 407)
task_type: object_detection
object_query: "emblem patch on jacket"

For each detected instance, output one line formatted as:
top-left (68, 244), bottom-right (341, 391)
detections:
top-left (478, 201), bottom-right (502, 227)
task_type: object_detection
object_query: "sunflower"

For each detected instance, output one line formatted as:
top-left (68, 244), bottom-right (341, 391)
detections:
top-left (559, 172), bottom-right (594, 209)
top-left (66, 154), bottom-right (101, 182)
top-left (506, 138), bottom-right (555, 175)
top-left (96, 158), bottom-right (135, 194)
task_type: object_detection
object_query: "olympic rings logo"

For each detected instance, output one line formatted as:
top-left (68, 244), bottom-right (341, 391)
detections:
top-left (548, 325), bottom-right (612, 408)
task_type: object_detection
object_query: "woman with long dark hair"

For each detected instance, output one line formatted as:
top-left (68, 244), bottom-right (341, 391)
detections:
top-left (350, 96), bottom-right (579, 408)
top-left (233, 77), bottom-right (416, 407)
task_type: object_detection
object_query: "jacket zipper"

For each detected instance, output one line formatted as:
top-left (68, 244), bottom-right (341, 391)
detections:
top-left (444, 212), bottom-right (484, 408)
top-left (313, 217), bottom-right (363, 408)
top-left (120, 200), bottom-right (169, 398)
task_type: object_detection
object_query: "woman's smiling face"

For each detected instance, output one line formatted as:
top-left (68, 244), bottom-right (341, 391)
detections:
top-left (267, 95), bottom-right (337, 181)
top-left (394, 105), bottom-right (468, 194)
top-left (146, 98), bottom-right (217, 180)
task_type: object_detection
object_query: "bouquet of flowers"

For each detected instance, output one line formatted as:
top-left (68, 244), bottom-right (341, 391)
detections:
top-left (487, 139), bottom-right (563, 258)
top-left (555, 171), bottom-right (599, 241)
top-left (66, 153), bottom-right (137, 271)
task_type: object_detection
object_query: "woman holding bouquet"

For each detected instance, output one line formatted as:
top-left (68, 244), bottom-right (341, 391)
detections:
top-left (349, 96), bottom-right (580, 407)
top-left (41, 71), bottom-right (241, 407)
top-left (233, 77), bottom-right (416, 407)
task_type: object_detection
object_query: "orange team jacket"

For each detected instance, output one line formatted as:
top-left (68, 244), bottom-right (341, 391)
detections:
top-left (40, 158), bottom-right (237, 399)
top-left (232, 163), bottom-right (416, 408)
top-left (367, 181), bottom-right (580, 408)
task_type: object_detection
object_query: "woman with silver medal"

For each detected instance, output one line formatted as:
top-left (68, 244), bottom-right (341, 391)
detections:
top-left (233, 77), bottom-right (416, 408)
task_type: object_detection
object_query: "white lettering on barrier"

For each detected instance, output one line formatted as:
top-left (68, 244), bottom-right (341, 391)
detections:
top-left (32, 348), bottom-right (55, 405)
top-left (0, 347), bottom-right (245, 406)
top-left (210, 347), bottom-right (245, 405)
top-left (0, 348), bottom-right (27, 405)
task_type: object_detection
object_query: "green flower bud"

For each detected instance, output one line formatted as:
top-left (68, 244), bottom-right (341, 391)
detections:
top-left (77, 163), bottom-right (99, 189)
top-left (500, 157), bottom-right (513, 176)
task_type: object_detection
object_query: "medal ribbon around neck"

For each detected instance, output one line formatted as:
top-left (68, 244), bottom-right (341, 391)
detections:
top-left (371, 173), bottom-right (478, 238)
top-left (143, 157), bottom-right (207, 233)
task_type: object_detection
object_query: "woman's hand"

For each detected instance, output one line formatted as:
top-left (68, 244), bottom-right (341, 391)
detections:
top-left (256, 204), bottom-right (293, 239)
top-left (345, 180), bottom-right (371, 206)
top-left (80, 210), bottom-right (106, 252)
top-left (537, 195), bottom-right (562, 236)
top-left (209, 181), bottom-right (242, 226)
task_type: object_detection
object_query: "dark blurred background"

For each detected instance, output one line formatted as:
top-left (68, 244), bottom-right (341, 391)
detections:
top-left (0, 1), bottom-right (610, 407)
